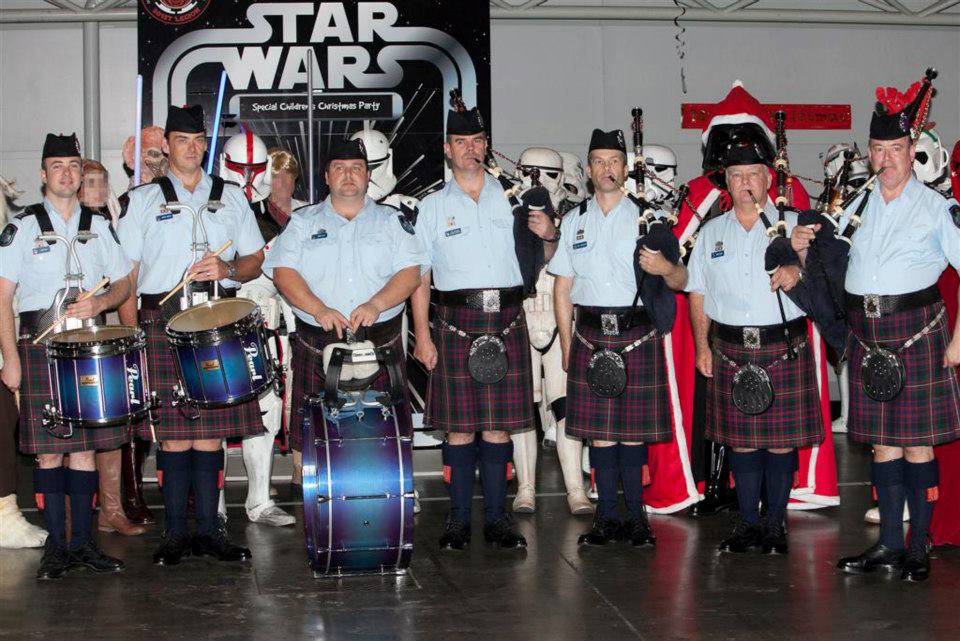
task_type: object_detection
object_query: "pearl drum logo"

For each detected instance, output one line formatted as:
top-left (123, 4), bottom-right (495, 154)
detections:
top-left (244, 343), bottom-right (264, 382)
top-left (126, 365), bottom-right (142, 406)
top-left (141, 0), bottom-right (211, 26)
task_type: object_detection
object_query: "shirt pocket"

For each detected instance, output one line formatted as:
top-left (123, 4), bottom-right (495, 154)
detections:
top-left (360, 232), bottom-right (392, 278)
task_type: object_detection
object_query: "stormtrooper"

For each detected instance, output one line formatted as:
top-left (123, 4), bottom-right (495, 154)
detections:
top-left (512, 146), bottom-right (592, 515)
top-left (219, 131), bottom-right (298, 527)
top-left (625, 144), bottom-right (680, 206)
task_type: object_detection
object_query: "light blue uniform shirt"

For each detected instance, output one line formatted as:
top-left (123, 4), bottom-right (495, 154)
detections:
top-left (0, 199), bottom-right (132, 313)
top-left (547, 195), bottom-right (650, 307)
top-left (415, 174), bottom-right (522, 291)
top-left (117, 172), bottom-right (265, 294)
top-left (262, 197), bottom-right (427, 327)
top-left (685, 204), bottom-right (805, 326)
top-left (841, 176), bottom-right (960, 296)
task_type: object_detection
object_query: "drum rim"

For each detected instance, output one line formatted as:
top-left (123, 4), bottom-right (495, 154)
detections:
top-left (174, 380), bottom-right (274, 409)
top-left (46, 326), bottom-right (147, 359)
top-left (51, 407), bottom-right (150, 427)
top-left (165, 298), bottom-right (261, 338)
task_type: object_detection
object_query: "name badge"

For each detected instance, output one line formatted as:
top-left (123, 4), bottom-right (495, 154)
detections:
top-left (710, 250), bottom-right (725, 259)
top-left (156, 213), bottom-right (174, 222)
top-left (573, 241), bottom-right (587, 250)
top-left (311, 230), bottom-right (328, 240)
top-left (32, 245), bottom-right (51, 255)
top-left (445, 228), bottom-right (462, 237)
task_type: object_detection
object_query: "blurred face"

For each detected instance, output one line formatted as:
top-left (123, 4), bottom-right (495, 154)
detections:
top-left (325, 159), bottom-right (369, 200)
top-left (41, 156), bottom-right (82, 200)
top-left (270, 169), bottom-right (296, 202)
top-left (79, 170), bottom-right (109, 208)
top-left (587, 150), bottom-right (628, 195)
top-left (444, 133), bottom-right (487, 174)
top-left (868, 136), bottom-right (915, 193)
top-left (163, 131), bottom-right (208, 175)
top-left (724, 163), bottom-right (771, 210)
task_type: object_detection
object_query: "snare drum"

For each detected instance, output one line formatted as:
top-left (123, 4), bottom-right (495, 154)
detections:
top-left (302, 391), bottom-right (414, 577)
top-left (45, 325), bottom-right (150, 426)
top-left (165, 298), bottom-right (275, 408)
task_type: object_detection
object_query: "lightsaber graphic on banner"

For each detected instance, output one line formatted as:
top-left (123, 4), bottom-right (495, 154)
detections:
top-left (206, 69), bottom-right (228, 175)
top-left (133, 75), bottom-right (143, 186)
top-left (306, 48), bottom-right (315, 203)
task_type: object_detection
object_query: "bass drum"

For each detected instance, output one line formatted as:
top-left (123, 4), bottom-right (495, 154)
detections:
top-left (301, 391), bottom-right (414, 577)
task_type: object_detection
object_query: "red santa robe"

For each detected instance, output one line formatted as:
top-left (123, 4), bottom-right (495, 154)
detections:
top-left (644, 171), bottom-right (840, 512)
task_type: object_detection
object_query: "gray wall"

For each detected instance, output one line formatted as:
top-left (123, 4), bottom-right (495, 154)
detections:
top-left (1, 18), bottom-right (958, 200)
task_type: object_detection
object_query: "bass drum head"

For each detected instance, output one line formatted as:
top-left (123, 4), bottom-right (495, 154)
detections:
top-left (167, 297), bottom-right (259, 334)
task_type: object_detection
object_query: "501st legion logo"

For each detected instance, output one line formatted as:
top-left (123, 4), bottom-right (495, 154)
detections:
top-left (141, 0), bottom-right (211, 26)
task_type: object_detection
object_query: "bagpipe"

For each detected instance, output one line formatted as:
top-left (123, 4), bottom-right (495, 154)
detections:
top-left (448, 89), bottom-right (552, 296)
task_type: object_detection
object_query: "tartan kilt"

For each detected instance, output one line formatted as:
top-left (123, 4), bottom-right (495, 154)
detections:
top-left (17, 339), bottom-right (130, 454)
top-left (132, 308), bottom-right (265, 442)
top-left (566, 319), bottom-right (673, 442)
top-left (288, 327), bottom-right (401, 451)
top-left (426, 304), bottom-right (535, 434)
top-left (706, 332), bottom-right (823, 449)
top-left (848, 301), bottom-right (960, 446)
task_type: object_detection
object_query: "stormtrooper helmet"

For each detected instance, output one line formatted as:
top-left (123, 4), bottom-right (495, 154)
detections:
top-left (623, 145), bottom-right (677, 205)
top-left (517, 147), bottom-right (566, 209)
top-left (220, 131), bottom-right (270, 203)
top-left (350, 128), bottom-right (396, 200)
top-left (913, 129), bottom-right (950, 190)
top-left (822, 142), bottom-right (870, 190)
top-left (559, 151), bottom-right (588, 204)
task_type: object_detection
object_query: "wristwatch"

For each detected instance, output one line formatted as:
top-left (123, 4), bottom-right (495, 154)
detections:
top-left (225, 261), bottom-right (237, 280)
top-left (546, 226), bottom-right (562, 243)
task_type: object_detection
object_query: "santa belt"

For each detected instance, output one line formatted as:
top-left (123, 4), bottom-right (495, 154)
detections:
top-left (435, 287), bottom-right (524, 312)
top-left (18, 309), bottom-right (106, 340)
top-left (844, 285), bottom-right (940, 319)
top-left (712, 318), bottom-right (807, 349)
top-left (575, 306), bottom-right (651, 336)
top-left (139, 286), bottom-right (236, 311)
top-left (295, 313), bottom-right (403, 346)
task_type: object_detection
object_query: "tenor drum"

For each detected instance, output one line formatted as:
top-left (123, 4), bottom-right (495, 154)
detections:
top-left (301, 391), bottom-right (414, 577)
top-left (45, 325), bottom-right (150, 426)
top-left (165, 298), bottom-right (275, 407)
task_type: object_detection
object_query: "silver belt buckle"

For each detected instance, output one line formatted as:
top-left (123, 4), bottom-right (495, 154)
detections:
top-left (482, 290), bottom-right (501, 313)
top-left (743, 327), bottom-right (761, 350)
top-left (601, 313), bottom-right (620, 336)
top-left (863, 294), bottom-right (881, 319)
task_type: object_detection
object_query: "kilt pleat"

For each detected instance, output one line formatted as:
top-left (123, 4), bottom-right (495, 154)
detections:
top-left (706, 332), bottom-right (823, 449)
top-left (565, 320), bottom-right (673, 442)
top-left (848, 301), bottom-right (960, 447)
top-left (133, 309), bottom-right (265, 442)
top-left (17, 339), bottom-right (130, 454)
top-left (426, 304), bottom-right (535, 434)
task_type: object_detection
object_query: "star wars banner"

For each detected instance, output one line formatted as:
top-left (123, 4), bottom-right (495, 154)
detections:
top-left (138, 0), bottom-right (491, 203)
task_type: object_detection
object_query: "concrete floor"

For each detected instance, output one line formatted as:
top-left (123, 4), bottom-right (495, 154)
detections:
top-left (3, 435), bottom-right (960, 641)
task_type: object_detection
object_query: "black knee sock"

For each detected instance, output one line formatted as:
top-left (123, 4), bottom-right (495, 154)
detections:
top-left (478, 440), bottom-right (513, 523)
top-left (904, 459), bottom-right (938, 549)
top-left (762, 450), bottom-right (798, 528)
top-left (442, 441), bottom-right (477, 522)
top-left (33, 467), bottom-right (67, 546)
top-left (729, 450), bottom-right (764, 526)
top-left (191, 449), bottom-right (224, 537)
top-left (590, 445), bottom-right (619, 520)
top-left (618, 444), bottom-right (647, 521)
top-left (66, 469), bottom-right (98, 549)
top-left (158, 450), bottom-right (192, 536)
top-left (872, 458), bottom-right (906, 550)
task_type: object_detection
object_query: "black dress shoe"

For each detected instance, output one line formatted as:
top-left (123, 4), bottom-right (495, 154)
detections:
top-left (689, 494), bottom-right (738, 517)
top-left (192, 532), bottom-right (252, 562)
top-left (438, 517), bottom-right (471, 550)
top-left (36, 539), bottom-right (71, 580)
top-left (623, 512), bottom-right (657, 547)
top-left (153, 532), bottom-right (192, 566)
top-left (483, 515), bottom-right (527, 548)
top-left (68, 540), bottom-right (125, 573)
top-left (578, 516), bottom-right (621, 546)
top-left (901, 544), bottom-right (930, 582)
top-left (836, 543), bottom-right (905, 574)
top-left (761, 523), bottom-right (789, 555)
top-left (718, 519), bottom-right (762, 553)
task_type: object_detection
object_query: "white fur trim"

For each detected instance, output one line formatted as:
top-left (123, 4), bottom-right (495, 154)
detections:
top-left (732, 79), bottom-right (744, 88)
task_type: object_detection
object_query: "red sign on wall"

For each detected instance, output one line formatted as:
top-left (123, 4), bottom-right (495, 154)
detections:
top-left (681, 103), bottom-right (851, 130)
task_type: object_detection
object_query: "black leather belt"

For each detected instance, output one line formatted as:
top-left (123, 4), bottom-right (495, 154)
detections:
top-left (713, 317), bottom-right (807, 348)
top-left (295, 313), bottom-right (403, 346)
top-left (575, 306), bottom-right (651, 336)
top-left (845, 284), bottom-right (940, 319)
top-left (18, 310), bottom-right (105, 340)
top-left (435, 287), bottom-right (524, 312)
top-left (140, 286), bottom-right (236, 311)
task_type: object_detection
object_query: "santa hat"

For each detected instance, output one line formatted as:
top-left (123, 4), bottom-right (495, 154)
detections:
top-left (701, 80), bottom-right (776, 147)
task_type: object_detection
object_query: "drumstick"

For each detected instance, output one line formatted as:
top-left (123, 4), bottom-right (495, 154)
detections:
top-left (32, 277), bottom-right (110, 345)
top-left (157, 240), bottom-right (233, 307)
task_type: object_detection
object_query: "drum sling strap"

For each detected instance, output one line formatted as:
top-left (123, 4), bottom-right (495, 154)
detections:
top-left (323, 340), bottom-right (406, 412)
